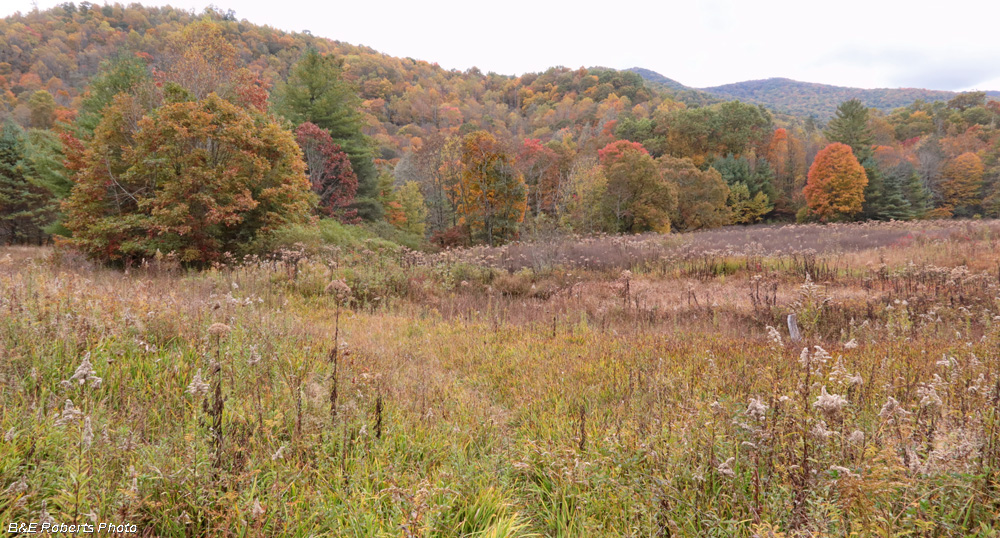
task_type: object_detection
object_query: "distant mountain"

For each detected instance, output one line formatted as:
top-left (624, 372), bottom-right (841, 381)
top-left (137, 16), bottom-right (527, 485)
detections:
top-left (626, 68), bottom-right (721, 108)
top-left (629, 69), bottom-right (999, 119)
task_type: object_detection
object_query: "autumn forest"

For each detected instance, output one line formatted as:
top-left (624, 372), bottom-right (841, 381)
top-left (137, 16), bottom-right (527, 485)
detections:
top-left (0, 3), bottom-right (998, 256)
top-left (3, 3), bottom-right (1000, 536)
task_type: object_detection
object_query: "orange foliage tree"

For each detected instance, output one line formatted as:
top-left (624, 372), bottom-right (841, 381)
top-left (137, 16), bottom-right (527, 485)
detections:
top-left (804, 143), bottom-right (868, 221)
top-left (453, 131), bottom-right (527, 245)
top-left (64, 94), bottom-right (313, 265)
top-left (940, 152), bottom-right (984, 217)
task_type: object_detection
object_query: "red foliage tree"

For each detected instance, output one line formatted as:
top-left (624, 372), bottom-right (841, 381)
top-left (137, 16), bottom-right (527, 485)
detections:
top-left (597, 139), bottom-right (648, 165)
top-left (295, 122), bottom-right (359, 223)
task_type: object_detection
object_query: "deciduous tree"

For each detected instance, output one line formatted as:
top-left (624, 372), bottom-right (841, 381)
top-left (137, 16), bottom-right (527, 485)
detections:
top-left (598, 140), bottom-right (676, 233)
top-left (64, 94), bottom-right (313, 265)
top-left (804, 142), bottom-right (868, 221)
top-left (295, 122), bottom-right (358, 223)
top-left (940, 152), bottom-right (984, 217)
top-left (454, 131), bottom-right (526, 245)
top-left (660, 156), bottom-right (730, 231)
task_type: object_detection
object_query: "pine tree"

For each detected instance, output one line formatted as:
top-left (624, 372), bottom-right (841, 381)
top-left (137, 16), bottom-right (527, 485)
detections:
top-left (825, 99), bottom-right (874, 162)
top-left (274, 49), bottom-right (377, 212)
top-left (877, 166), bottom-right (913, 220)
top-left (0, 123), bottom-right (52, 244)
top-left (860, 159), bottom-right (887, 220)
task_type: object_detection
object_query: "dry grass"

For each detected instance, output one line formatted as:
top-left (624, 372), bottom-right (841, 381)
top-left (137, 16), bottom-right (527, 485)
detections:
top-left (2, 220), bottom-right (1000, 536)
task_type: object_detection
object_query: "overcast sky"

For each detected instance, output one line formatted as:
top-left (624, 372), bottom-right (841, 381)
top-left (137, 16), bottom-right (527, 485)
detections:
top-left (5, 0), bottom-right (1000, 91)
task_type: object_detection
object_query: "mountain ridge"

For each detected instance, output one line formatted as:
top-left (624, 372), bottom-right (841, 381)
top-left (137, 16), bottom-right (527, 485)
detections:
top-left (628, 68), bottom-right (1000, 119)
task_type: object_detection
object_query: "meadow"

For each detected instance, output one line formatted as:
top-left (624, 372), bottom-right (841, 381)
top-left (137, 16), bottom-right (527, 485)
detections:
top-left (2, 219), bottom-right (1000, 537)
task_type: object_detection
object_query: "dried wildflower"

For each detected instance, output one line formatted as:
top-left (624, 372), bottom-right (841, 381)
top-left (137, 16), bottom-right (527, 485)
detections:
top-left (247, 345), bottom-right (262, 366)
top-left (208, 323), bottom-right (231, 338)
top-left (3, 427), bottom-right (14, 442)
top-left (81, 416), bottom-right (93, 450)
top-left (917, 385), bottom-right (943, 411)
top-left (186, 369), bottom-right (210, 398)
top-left (717, 457), bottom-right (735, 477)
top-left (325, 279), bottom-right (352, 300)
top-left (811, 420), bottom-right (834, 439)
top-left (848, 430), bottom-right (865, 445)
top-left (4, 476), bottom-right (27, 495)
top-left (746, 397), bottom-right (768, 421)
top-left (765, 325), bottom-right (783, 347)
top-left (830, 465), bottom-right (858, 478)
top-left (251, 499), bottom-right (265, 520)
top-left (813, 386), bottom-right (848, 421)
top-left (844, 338), bottom-right (858, 349)
top-left (38, 500), bottom-right (55, 527)
top-left (55, 399), bottom-right (83, 427)
top-left (68, 352), bottom-right (102, 389)
top-left (271, 445), bottom-right (286, 461)
top-left (879, 396), bottom-right (910, 421)
top-left (829, 357), bottom-right (863, 387)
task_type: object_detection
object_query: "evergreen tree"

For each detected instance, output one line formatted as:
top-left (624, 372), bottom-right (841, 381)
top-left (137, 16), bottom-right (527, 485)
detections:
top-left (876, 165), bottom-right (913, 220)
top-left (825, 99), bottom-right (874, 162)
top-left (860, 159), bottom-right (887, 220)
top-left (0, 123), bottom-right (52, 243)
top-left (904, 169), bottom-right (932, 218)
top-left (274, 49), bottom-right (377, 214)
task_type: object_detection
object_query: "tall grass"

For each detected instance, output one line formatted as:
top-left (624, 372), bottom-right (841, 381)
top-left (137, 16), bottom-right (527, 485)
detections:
top-left (1, 220), bottom-right (999, 536)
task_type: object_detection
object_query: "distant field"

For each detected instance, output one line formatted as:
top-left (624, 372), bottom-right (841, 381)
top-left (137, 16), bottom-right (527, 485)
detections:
top-left (2, 220), bottom-right (1000, 536)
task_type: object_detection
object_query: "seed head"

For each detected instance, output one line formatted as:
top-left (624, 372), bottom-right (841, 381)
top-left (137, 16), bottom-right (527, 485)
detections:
top-left (813, 386), bottom-right (848, 421)
top-left (69, 352), bottom-right (102, 389)
top-left (186, 369), bottom-right (210, 398)
top-left (81, 416), bottom-right (94, 450)
top-left (54, 399), bottom-right (83, 427)
top-left (717, 457), bottom-right (735, 477)
top-left (746, 397), bottom-right (768, 421)
top-left (208, 323), bottom-right (231, 338)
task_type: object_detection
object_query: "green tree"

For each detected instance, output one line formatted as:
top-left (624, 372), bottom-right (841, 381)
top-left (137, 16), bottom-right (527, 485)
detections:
top-left (561, 162), bottom-right (615, 233)
top-left (727, 182), bottom-right (772, 224)
top-left (0, 123), bottom-right (53, 243)
top-left (867, 160), bottom-right (913, 220)
top-left (78, 52), bottom-right (152, 134)
top-left (661, 156), bottom-right (731, 231)
top-left (396, 180), bottom-right (427, 236)
top-left (598, 140), bottom-right (676, 233)
top-left (825, 99), bottom-right (874, 162)
top-left (28, 90), bottom-right (56, 129)
top-left (274, 49), bottom-right (377, 212)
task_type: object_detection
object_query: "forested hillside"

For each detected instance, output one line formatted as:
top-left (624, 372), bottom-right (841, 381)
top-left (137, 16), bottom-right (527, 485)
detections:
top-left (701, 77), bottom-right (1000, 119)
top-left (2, 3), bottom-right (1000, 257)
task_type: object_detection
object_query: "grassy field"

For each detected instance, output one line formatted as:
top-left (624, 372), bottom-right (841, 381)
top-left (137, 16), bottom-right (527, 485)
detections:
top-left (2, 220), bottom-right (1000, 537)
